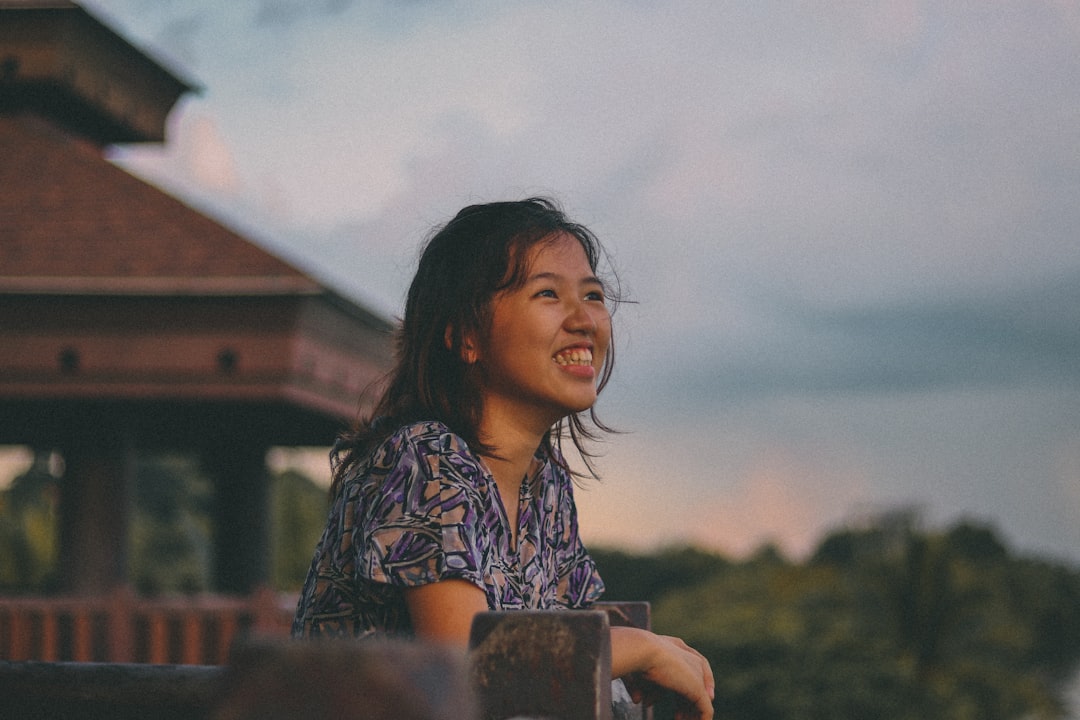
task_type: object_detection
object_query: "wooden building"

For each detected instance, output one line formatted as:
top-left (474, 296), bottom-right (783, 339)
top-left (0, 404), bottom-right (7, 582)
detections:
top-left (0, 1), bottom-right (393, 598)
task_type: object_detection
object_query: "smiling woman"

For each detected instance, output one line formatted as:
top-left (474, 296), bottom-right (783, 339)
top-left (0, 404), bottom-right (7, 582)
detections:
top-left (476, 234), bottom-right (612, 445)
top-left (291, 198), bottom-right (715, 718)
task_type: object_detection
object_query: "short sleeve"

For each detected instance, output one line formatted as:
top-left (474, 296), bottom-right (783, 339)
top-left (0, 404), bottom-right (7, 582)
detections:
top-left (356, 428), bottom-right (488, 592)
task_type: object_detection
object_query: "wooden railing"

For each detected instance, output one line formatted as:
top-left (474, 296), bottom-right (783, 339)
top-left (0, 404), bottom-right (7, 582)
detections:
top-left (0, 587), bottom-right (294, 664)
top-left (0, 605), bottom-right (651, 720)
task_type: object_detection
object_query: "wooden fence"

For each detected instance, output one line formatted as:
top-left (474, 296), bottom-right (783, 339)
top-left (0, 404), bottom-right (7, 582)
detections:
top-left (0, 603), bottom-right (652, 720)
top-left (0, 586), bottom-right (294, 665)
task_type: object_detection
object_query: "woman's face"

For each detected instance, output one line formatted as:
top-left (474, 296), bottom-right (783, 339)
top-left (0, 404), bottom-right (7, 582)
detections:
top-left (473, 232), bottom-right (612, 430)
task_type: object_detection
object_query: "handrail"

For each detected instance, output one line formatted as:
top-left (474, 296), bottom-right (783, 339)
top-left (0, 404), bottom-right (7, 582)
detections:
top-left (0, 586), bottom-right (293, 664)
top-left (0, 602), bottom-right (651, 720)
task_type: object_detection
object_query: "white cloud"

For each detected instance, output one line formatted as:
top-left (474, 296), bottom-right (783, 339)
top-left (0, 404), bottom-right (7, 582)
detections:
top-left (184, 113), bottom-right (241, 194)
top-left (83, 0), bottom-right (1080, 565)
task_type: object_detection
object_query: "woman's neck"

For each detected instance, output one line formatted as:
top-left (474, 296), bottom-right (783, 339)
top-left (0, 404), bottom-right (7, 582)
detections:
top-left (479, 422), bottom-right (544, 490)
top-left (476, 397), bottom-right (553, 480)
top-left (477, 407), bottom-right (550, 543)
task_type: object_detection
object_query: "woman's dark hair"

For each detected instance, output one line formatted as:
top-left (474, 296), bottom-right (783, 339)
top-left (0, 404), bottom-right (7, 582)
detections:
top-left (330, 197), bottom-right (619, 497)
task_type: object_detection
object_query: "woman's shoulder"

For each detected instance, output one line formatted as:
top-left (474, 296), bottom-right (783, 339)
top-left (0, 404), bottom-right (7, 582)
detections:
top-left (336, 420), bottom-right (467, 488)
top-left (372, 419), bottom-right (476, 464)
top-left (382, 419), bottom-right (461, 445)
top-left (359, 420), bottom-right (487, 498)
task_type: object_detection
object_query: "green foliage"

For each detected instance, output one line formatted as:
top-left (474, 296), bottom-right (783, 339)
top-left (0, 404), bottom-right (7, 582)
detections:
top-left (590, 544), bottom-right (731, 603)
top-left (130, 455), bottom-right (330, 594)
top-left (0, 456), bottom-right (60, 592)
top-left (271, 469), bottom-right (329, 591)
top-left (130, 454), bottom-right (215, 595)
top-left (594, 517), bottom-right (1080, 720)
top-left (1, 449), bottom-right (329, 596)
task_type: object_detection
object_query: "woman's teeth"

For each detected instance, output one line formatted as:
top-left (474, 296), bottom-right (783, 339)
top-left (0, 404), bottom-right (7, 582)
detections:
top-left (554, 349), bottom-right (593, 366)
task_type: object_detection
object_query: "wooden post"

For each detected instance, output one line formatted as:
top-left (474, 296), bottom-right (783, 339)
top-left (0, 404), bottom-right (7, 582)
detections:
top-left (206, 443), bottom-right (271, 595)
top-left (107, 585), bottom-right (136, 662)
top-left (71, 606), bottom-right (93, 662)
top-left (39, 613), bottom-right (57, 662)
top-left (58, 428), bottom-right (135, 594)
top-left (10, 607), bottom-right (31, 661)
top-left (148, 612), bottom-right (169, 664)
top-left (215, 612), bottom-right (238, 665)
top-left (470, 610), bottom-right (613, 720)
top-left (181, 610), bottom-right (203, 666)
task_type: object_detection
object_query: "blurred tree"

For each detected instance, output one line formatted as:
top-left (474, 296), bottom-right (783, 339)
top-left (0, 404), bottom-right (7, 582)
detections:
top-left (1, 448), bottom-right (331, 596)
top-left (594, 515), bottom-right (1080, 720)
top-left (130, 454), bottom-right (214, 595)
top-left (590, 544), bottom-right (730, 603)
top-left (271, 469), bottom-right (329, 591)
top-left (0, 451), bottom-right (60, 592)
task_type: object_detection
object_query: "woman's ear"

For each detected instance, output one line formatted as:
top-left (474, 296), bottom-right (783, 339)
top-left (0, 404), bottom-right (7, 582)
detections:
top-left (444, 324), bottom-right (478, 364)
top-left (460, 333), bottom-right (479, 364)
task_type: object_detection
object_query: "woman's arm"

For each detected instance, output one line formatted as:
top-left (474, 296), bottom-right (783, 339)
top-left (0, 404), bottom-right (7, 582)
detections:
top-left (403, 579), bottom-right (489, 645)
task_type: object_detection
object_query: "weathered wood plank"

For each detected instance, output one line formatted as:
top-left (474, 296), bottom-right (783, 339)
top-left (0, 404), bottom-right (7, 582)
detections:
top-left (470, 610), bottom-right (613, 720)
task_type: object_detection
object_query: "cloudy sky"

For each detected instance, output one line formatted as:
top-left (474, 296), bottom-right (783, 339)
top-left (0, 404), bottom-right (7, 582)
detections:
top-left (79, 0), bottom-right (1080, 564)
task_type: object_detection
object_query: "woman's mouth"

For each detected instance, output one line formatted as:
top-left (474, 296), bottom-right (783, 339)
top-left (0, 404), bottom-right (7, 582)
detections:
top-left (553, 348), bottom-right (593, 367)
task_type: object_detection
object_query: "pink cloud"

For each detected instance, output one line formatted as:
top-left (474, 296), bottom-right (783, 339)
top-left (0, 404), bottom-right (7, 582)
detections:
top-left (575, 435), bottom-right (869, 560)
top-left (183, 114), bottom-right (241, 195)
top-left (684, 455), bottom-right (862, 559)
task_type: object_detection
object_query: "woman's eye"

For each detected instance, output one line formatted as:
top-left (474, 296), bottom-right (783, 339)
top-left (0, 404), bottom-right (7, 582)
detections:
top-left (586, 291), bottom-right (605, 302)
top-left (536, 289), bottom-right (557, 298)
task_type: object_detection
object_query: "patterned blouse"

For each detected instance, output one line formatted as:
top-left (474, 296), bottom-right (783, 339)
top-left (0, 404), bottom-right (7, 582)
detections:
top-left (291, 420), bottom-right (605, 639)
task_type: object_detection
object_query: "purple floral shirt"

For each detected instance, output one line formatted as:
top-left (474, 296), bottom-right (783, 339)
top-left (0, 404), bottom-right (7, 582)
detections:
top-left (292, 420), bottom-right (605, 639)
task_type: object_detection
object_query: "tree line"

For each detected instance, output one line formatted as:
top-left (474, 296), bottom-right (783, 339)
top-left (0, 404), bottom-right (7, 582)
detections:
top-left (591, 512), bottom-right (1080, 720)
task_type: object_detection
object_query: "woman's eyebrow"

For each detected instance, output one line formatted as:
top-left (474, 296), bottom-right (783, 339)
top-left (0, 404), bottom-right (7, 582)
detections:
top-left (526, 271), bottom-right (604, 286)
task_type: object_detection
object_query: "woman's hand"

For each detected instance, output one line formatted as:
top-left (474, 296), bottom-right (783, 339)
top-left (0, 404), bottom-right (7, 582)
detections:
top-left (610, 626), bottom-right (715, 720)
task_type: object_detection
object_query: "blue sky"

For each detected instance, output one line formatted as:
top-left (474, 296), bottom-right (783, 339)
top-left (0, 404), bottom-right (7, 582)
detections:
top-left (75, 0), bottom-right (1080, 564)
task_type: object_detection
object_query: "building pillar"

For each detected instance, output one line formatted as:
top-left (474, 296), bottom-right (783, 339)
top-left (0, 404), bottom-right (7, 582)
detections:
top-left (58, 428), bottom-right (134, 595)
top-left (206, 442), bottom-right (271, 595)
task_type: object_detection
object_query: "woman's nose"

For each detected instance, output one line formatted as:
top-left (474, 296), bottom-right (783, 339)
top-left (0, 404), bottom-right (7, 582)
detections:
top-left (564, 299), bottom-right (599, 333)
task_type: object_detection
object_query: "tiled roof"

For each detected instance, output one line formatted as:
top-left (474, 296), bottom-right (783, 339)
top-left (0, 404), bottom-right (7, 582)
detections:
top-left (0, 113), bottom-right (320, 294)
